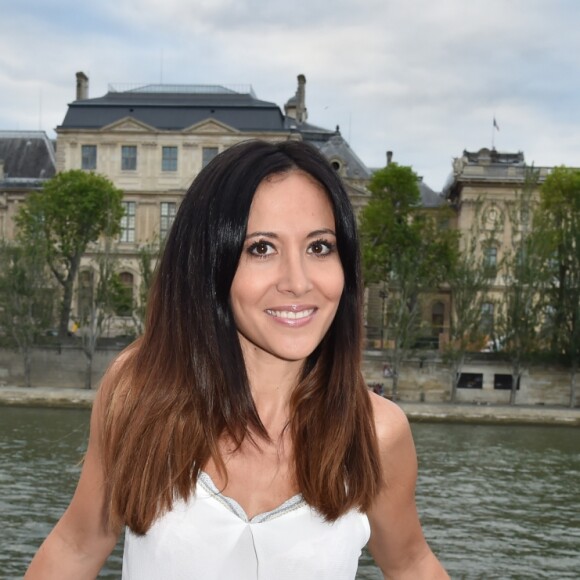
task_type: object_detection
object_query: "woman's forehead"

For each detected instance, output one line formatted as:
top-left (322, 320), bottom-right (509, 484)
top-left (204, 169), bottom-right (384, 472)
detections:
top-left (247, 171), bottom-right (335, 229)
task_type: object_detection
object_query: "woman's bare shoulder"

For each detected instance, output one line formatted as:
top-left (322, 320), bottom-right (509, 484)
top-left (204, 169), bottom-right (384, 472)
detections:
top-left (368, 392), bottom-right (413, 454)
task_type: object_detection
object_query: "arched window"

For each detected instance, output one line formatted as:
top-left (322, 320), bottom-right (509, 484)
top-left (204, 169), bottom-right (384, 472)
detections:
top-left (77, 270), bottom-right (94, 321)
top-left (431, 301), bottom-right (445, 336)
top-left (115, 272), bottom-right (134, 316)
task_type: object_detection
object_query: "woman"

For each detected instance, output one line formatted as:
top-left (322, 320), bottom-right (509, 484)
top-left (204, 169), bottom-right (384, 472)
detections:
top-left (26, 140), bottom-right (448, 579)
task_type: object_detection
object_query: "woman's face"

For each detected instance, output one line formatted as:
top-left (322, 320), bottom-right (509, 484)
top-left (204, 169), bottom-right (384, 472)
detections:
top-left (230, 171), bottom-right (345, 364)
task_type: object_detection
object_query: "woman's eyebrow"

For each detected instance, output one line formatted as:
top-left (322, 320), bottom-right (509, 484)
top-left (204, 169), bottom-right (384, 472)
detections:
top-left (307, 228), bottom-right (336, 238)
top-left (245, 231), bottom-right (278, 240)
top-left (245, 228), bottom-right (336, 240)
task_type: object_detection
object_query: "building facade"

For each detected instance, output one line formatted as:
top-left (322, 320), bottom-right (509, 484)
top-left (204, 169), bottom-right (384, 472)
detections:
top-left (54, 72), bottom-right (372, 328)
top-left (445, 147), bottom-right (552, 336)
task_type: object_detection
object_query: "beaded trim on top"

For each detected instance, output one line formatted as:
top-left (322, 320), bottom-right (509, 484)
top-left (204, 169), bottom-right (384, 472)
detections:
top-left (198, 471), bottom-right (306, 523)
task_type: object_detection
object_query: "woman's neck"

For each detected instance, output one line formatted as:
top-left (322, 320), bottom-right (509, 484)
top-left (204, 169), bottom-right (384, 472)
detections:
top-left (241, 346), bottom-right (303, 431)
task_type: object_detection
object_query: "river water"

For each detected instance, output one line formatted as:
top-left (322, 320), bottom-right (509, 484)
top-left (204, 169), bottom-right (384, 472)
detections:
top-left (1, 406), bottom-right (578, 579)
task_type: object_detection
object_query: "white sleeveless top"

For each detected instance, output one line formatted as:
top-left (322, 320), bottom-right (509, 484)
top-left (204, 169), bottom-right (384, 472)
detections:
top-left (122, 471), bottom-right (370, 579)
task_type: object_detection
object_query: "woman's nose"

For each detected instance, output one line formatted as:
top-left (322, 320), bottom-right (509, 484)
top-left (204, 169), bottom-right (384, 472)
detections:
top-left (276, 252), bottom-right (313, 296)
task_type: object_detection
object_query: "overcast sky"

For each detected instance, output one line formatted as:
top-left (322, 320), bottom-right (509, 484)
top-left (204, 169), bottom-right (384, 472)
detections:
top-left (1, 0), bottom-right (579, 189)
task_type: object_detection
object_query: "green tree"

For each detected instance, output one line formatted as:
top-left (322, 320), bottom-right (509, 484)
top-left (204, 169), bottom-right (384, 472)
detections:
top-left (360, 163), bottom-right (458, 399)
top-left (360, 163), bottom-right (423, 284)
top-left (131, 239), bottom-right (160, 336)
top-left (497, 168), bottom-right (552, 405)
top-left (0, 237), bottom-right (55, 387)
top-left (539, 166), bottom-right (580, 407)
top-left (77, 239), bottom-right (129, 389)
top-left (445, 201), bottom-right (496, 402)
top-left (15, 170), bottom-right (124, 338)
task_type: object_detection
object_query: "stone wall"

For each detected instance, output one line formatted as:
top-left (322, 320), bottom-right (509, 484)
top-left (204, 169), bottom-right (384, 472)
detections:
top-left (362, 352), bottom-right (575, 406)
top-left (0, 346), bottom-right (575, 407)
top-left (0, 345), bottom-right (119, 389)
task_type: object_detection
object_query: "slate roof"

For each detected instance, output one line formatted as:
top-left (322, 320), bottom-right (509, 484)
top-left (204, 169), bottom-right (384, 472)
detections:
top-left (419, 180), bottom-right (445, 207)
top-left (0, 131), bottom-right (56, 184)
top-left (306, 130), bottom-right (371, 181)
top-left (59, 85), bottom-right (288, 133)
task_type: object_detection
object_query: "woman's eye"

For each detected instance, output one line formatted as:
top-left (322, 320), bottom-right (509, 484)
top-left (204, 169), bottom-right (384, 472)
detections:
top-left (248, 241), bottom-right (275, 256)
top-left (308, 240), bottom-right (334, 256)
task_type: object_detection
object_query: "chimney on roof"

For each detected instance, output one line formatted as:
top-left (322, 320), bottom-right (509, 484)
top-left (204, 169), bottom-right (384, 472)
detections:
top-left (296, 74), bottom-right (307, 123)
top-left (386, 150), bottom-right (393, 165)
top-left (284, 74), bottom-right (308, 125)
top-left (76, 71), bottom-right (89, 100)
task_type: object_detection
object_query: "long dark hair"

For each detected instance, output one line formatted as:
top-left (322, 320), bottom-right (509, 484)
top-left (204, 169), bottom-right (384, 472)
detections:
top-left (102, 140), bottom-right (381, 534)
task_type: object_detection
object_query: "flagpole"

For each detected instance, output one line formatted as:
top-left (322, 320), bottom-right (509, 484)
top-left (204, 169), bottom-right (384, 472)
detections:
top-left (492, 116), bottom-right (499, 150)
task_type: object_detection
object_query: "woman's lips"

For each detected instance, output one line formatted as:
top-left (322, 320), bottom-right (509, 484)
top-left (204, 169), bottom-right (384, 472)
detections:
top-left (266, 308), bottom-right (315, 320)
top-left (265, 307), bottom-right (317, 326)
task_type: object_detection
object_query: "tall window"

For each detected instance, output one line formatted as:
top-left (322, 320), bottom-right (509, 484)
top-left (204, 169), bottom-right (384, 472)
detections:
top-left (483, 246), bottom-right (497, 268)
top-left (483, 245), bottom-right (498, 279)
top-left (162, 146), bottom-right (178, 171)
top-left (115, 272), bottom-right (134, 316)
top-left (120, 201), bottom-right (136, 243)
top-left (121, 145), bottom-right (137, 171)
top-left (160, 202), bottom-right (176, 239)
top-left (202, 147), bottom-right (219, 168)
top-left (431, 302), bottom-right (445, 337)
top-left (81, 145), bottom-right (97, 170)
top-left (480, 302), bottom-right (494, 335)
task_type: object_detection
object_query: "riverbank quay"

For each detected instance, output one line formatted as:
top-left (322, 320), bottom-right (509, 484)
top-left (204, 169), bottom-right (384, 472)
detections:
top-left (1, 385), bottom-right (579, 426)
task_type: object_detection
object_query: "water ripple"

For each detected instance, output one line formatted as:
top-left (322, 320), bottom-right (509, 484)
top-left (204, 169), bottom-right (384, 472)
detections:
top-left (1, 409), bottom-right (578, 579)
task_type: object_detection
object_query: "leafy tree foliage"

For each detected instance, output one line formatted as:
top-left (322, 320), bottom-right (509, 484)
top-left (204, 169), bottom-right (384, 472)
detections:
top-left (445, 201), bottom-right (495, 402)
top-left (360, 163), bottom-right (459, 399)
top-left (15, 170), bottom-right (124, 338)
top-left (131, 239), bottom-right (160, 336)
top-left (538, 166), bottom-right (580, 407)
top-left (497, 168), bottom-right (553, 404)
top-left (360, 163), bottom-right (424, 284)
top-left (77, 239), bottom-right (129, 389)
top-left (0, 236), bottom-right (55, 387)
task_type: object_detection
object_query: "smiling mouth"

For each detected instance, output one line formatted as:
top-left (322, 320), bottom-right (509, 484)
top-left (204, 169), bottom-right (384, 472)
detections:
top-left (266, 308), bottom-right (315, 320)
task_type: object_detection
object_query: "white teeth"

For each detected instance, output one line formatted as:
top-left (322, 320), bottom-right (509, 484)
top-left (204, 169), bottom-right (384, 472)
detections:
top-left (267, 309), bottom-right (314, 320)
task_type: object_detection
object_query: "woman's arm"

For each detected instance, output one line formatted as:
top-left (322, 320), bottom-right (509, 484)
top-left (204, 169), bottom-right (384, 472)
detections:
top-left (367, 394), bottom-right (448, 580)
top-left (25, 375), bottom-right (121, 579)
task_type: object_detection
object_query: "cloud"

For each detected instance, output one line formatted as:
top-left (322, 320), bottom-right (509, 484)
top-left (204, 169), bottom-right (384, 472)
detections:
top-left (1, 0), bottom-right (580, 188)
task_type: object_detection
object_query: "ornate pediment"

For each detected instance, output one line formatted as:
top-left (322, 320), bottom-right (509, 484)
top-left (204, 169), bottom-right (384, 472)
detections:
top-left (184, 118), bottom-right (239, 135)
top-left (101, 117), bottom-right (156, 133)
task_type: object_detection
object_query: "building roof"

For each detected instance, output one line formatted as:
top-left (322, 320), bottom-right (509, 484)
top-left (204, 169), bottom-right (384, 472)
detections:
top-left (58, 76), bottom-right (373, 187)
top-left (419, 180), bottom-right (445, 207)
top-left (58, 85), bottom-right (288, 133)
top-left (442, 147), bottom-right (557, 206)
top-left (444, 147), bottom-right (553, 199)
top-left (462, 148), bottom-right (525, 166)
top-left (0, 131), bottom-right (56, 184)
top-left (307, 129), bottom-right (371, 181)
